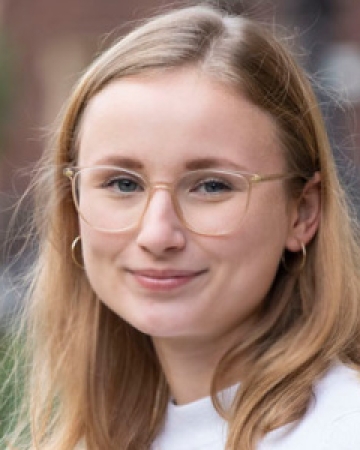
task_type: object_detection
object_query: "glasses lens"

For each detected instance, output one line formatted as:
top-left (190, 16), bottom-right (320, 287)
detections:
top-left (71, 167), bottom-right (250, 235)
top-left (73, 167), bottom-right (147, 232)
top-left (177, 170), bottom-right (250, 235)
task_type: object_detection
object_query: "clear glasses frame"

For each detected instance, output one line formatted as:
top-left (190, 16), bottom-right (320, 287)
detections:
top-left (64, 165), bottom-right (298, 236)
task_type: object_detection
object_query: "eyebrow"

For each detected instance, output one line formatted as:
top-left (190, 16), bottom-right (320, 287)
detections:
top-left (90, 156), bottom-right (144, 170)
top-left (185, 158), bottom-right (246, 171)
top-left (89, 155), bottom-right (246, 171)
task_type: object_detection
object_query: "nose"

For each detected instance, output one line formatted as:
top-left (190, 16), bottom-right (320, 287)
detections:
top-left (136, 189), bottom-right (186, 256)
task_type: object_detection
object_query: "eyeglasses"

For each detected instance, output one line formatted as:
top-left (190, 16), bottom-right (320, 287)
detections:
top-left (64, 166), bottom-right (297, 236)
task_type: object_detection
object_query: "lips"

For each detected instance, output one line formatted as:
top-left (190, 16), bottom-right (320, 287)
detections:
top-left (126, 268), bottom-right (207, 291)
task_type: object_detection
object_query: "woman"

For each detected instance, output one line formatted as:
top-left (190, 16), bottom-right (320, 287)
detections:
top-left (9, 4), bottom-right (360, 450)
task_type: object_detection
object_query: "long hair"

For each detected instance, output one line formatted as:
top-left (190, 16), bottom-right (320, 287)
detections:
top-left (9, 5), bottom-right (360, 450)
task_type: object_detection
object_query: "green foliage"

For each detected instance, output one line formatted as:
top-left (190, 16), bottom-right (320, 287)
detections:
top-left (0, 332), bottom-right (23, 442)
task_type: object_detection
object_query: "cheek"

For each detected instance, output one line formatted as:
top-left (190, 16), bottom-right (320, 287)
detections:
top-left (222, 202), bottom-right (288, 257)
top-left (210, 200), bottom-right (290, 292)
top-left (79, 228), bottom-right (132, 315)
top-left (80, 225), bottom-right (129, 273)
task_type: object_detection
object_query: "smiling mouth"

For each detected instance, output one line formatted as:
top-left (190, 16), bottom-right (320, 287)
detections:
top-left (126, 268), bottom-right (208, 291)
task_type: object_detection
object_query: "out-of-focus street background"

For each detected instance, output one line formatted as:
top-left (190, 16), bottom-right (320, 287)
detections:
top-left (0, 0), bottom-right (360, 319)
top-left (0, 0), bottom-right (360, 433)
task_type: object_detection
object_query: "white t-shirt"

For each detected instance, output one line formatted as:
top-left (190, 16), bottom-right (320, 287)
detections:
top-left (151, 364), bottom-right (360, 450)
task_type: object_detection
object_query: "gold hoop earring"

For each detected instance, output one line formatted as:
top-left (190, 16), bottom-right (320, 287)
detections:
top-left (71, 236), bottom-right (84, 269)
top-left (282, 242), bottom-right (307, 275)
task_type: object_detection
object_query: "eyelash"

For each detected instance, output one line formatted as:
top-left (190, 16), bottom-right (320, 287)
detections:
top-left (102, 176), bottom-right (144, 192)
top-left (191, 179), bottom-right (232, 194)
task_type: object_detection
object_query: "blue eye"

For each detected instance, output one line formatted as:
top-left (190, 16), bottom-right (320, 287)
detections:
top-left (104, 177), bottom-right (143, 193)
top-left (203, 180), bottom-right (231, 193)
top-left (193, 179), bottom-right (232, 194)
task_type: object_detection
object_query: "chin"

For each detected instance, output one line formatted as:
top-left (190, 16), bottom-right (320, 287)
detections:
top-left (128, 315), bottom-right (195, 339)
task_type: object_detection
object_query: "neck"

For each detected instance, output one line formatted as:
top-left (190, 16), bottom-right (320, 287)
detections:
top-left (152, 335), bottom-right (243, 405)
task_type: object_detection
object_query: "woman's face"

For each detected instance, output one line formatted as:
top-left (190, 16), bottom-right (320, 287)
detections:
top-left (77, 68), bottom-right (297, 346)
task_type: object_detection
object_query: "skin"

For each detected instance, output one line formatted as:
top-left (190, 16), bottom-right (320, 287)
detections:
top-left (77, 68), bottom-right (321, 404)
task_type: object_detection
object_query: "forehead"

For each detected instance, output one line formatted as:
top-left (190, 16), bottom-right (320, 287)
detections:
top-left (77, 68), bottom-right (285, 174)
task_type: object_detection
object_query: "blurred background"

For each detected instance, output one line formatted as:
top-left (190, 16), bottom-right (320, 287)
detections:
top-left (0, 0), bottom-right (360, 438)
top-left (0, 0), bottom-right (359, 318)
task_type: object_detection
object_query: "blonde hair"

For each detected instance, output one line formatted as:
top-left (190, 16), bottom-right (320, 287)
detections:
top-left (9, 4), bottom-right (360, 450)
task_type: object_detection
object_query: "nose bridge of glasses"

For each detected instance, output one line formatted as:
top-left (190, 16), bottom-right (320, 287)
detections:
top-left (148, 182), bottom-right (174, 204)
top-left (152, 182), bottom-right (173, 192)
top-left (141, 181), bottom-right (184, 225)
top-left (145, 181), bottom-right (176, 209)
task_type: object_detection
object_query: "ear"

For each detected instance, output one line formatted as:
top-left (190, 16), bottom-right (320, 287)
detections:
top-left (285, 172), bottom-right (321, 252)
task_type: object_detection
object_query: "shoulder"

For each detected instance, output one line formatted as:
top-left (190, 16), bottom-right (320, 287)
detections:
top-left (313, 363), bottom-right (360, 414)
top-left (260, 363), bottom-right (360, 450)
top-left (312, 364), bottom-right (360, 449)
